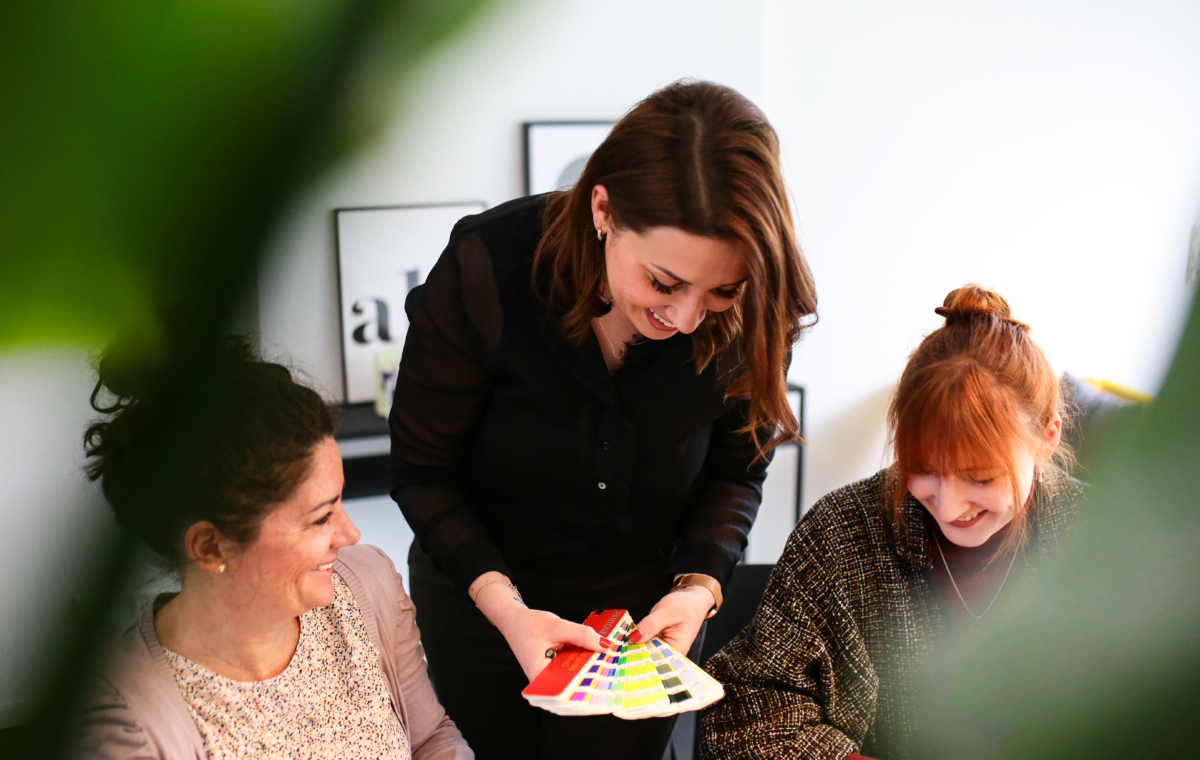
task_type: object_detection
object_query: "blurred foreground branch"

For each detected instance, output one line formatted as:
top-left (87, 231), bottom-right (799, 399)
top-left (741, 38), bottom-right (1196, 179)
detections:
top-left (0, 0), bottom-right (496, 755)
top-left (953, 285), bottom-right (1200, 759)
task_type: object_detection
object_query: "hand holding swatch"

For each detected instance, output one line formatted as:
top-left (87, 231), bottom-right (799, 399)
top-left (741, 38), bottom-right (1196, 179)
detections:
top-left (521, 609), bottom-right (724, 719)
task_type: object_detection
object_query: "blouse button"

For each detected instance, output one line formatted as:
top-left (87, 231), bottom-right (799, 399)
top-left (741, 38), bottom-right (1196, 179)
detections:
top-left (598, 482), bottom-right (607, 490)
top-left (602, 442), bottom-right (611, 451)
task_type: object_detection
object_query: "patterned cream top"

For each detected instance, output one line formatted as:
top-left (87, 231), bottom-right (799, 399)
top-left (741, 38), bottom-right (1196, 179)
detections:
top-left (164, 574), bottom-right (412, 760)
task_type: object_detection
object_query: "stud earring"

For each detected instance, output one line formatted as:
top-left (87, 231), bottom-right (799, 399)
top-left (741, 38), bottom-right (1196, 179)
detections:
top-left (218, 563), bottom-right (227, 573)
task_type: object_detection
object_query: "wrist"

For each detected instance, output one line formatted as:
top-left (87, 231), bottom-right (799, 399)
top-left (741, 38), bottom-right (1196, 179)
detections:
top-left (670, 573), bottom-right (723, 619)
top-left (468, 571), bottom-right (509, 602)
top-left (671, 584), bottom-right (717, 612)
top-left (474, 579), bottom-right (526, 628)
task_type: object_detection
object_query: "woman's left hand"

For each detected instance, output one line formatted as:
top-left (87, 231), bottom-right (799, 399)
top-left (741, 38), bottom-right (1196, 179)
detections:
top-left (630, 585), bottom-right (714, 655)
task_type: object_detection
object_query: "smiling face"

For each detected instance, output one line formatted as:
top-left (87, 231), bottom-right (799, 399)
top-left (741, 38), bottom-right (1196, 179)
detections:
top-left (907, 446), bottom-right (1036, 548)
top-left (227, 437), bottom-right (360, 615)
top-left (592, 185), bottom-right (748, 338)
top-left (907, 415), bottom-right (1061, 547)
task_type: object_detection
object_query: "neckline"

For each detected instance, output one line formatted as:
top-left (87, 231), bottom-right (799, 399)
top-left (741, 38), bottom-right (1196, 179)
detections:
top-left (163, 612), bottom-right (309, 686)
top-left (152, 576), bottom-right (345, 686)
top-left (928, 519), bottom-right (1015, 571)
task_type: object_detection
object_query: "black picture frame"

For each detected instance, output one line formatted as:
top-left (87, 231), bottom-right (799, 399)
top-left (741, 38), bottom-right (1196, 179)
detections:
top-left (787, 383), bottom-right (806, 523)
top-left (334, 201), bottom-right (486, 406)
top-left (523, 121), bottom-right (615, 196)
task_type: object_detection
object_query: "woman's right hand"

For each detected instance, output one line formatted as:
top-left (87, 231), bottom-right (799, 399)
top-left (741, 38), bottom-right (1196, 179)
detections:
top-left (471, 573), bottom-right (613, 681)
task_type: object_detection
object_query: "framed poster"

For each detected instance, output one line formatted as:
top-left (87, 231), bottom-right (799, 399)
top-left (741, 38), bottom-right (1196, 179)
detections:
top-left (743, 384), bottom-right (805, 564)
top-left (523, 121), bottom-right (615, 196)
top-left (335, 202), bottom-right (486, 406)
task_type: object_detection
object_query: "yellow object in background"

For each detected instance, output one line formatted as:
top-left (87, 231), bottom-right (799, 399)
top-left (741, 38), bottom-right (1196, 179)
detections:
top-left (375, 351), bottom-right (403, 418)
top-left (1083, 378), bottom-right (1154, 404)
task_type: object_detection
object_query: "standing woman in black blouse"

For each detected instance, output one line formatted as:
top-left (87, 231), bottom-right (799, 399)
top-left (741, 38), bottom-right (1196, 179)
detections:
top-left (389, 80), bottom-right (817, 759)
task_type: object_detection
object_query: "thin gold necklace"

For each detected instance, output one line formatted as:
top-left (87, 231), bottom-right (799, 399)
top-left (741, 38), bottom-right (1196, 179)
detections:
top-left (933, 532), bottom-right (1023, 620)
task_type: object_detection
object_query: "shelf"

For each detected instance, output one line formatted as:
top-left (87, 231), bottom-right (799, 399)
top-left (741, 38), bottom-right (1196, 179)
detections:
top-left (335, 402), bottom-right (389, 439)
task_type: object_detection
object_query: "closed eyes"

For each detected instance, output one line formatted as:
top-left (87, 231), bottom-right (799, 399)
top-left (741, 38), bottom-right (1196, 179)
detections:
top-left (649, 275), bottom-right (743, 300)
top-left (649, 275), bottom-right (680, 295)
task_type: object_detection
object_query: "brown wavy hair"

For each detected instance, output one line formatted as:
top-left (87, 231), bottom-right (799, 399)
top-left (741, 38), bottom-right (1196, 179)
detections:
top-left (84, 337), bottom-right (335, 571)
top-left (532, 80), bottom-right (817, 456)
top-left (888, 285), bottom-right (1073, 558)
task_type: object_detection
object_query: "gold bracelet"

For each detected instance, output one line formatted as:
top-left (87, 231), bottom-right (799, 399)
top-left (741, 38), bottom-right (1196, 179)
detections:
top-left (670, 573), bottom-right (723, 620)
top-left (472, 579), bottom-right (523, 627)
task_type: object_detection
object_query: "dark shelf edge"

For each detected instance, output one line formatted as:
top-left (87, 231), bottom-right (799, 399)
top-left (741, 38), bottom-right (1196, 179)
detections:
top-left (335, 402), bottom-right (390, 440)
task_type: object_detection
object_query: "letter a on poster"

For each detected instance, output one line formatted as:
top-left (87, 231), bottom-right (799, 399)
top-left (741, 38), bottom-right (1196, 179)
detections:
top-left (335, 202), bottom-right (486, 405)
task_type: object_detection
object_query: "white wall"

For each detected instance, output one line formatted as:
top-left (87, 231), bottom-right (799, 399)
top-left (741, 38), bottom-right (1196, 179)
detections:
top-left (260, 0), bottom-right (1200, 535)
top-left (343, 495), bottom-right (415, 593)
top-left (0, 351), bottom-right (118, 724)
top-left (3, 0), bottom-right (1199, 727)
top-left (259, 0), bottom-right (768, 397)
top-left (763, 0), bottom-right (1200, 511)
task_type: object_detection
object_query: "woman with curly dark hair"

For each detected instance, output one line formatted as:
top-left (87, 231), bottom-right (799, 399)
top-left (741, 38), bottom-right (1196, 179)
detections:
top-left (73, 339), bottom-right (471, 760)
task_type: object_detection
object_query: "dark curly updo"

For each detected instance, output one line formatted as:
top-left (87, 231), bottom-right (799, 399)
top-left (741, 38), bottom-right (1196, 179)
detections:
top-left (84, 337), bottom-right (336, 571)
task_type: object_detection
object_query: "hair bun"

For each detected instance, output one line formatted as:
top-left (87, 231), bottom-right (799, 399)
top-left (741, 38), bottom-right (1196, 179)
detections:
top-left (934, 285), bottom-right (1028, 331)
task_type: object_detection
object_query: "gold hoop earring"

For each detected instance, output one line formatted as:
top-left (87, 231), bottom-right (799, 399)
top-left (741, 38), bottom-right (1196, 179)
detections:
top-left (596, 228), bottom-right (605, 241)
top-left (218, 563), bottom-right (227, 573)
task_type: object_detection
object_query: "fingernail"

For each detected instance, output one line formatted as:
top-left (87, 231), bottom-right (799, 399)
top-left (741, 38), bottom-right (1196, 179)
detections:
top-left (629, 629), bottom-right (642, 643)
top-left (599, 637), bottom-right (613, 650)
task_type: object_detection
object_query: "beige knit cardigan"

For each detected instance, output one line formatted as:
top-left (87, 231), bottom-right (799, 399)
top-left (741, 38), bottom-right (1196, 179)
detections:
top-left (71, 544), bottom-right (473, 760)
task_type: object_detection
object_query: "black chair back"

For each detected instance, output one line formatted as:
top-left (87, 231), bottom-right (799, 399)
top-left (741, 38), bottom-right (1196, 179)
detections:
top-left (698, 563), bottom-right (775, 665)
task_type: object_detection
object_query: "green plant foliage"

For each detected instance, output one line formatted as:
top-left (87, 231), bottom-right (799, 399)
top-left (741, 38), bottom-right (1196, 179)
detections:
top-left (0, 0), bottom-right (493, 361)
top-left (0, 1), bottom-right (496, 754)
top-left (948, 287), bottom-right (1200, 759)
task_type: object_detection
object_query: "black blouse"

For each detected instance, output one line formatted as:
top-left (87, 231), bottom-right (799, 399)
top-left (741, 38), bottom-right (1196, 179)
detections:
top-left (388, 195), bottom-right (773, 595)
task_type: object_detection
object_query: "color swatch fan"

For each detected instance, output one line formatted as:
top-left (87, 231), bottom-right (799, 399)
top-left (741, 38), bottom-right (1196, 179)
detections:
top-left (521, 609), bottom-right (724, 719)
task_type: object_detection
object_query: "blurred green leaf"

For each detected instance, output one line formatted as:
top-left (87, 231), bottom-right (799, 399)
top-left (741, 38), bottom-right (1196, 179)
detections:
top-left (0, 0), bottom-right (494, 361)
top-left (0, 0), bottom-right (498, 754)
top-left (951, 285), bottom-right (1200, 759)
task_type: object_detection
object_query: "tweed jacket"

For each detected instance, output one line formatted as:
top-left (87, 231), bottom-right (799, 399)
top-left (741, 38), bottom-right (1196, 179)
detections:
top-left (699, 468), bottom-right (1083, 759)
top-left (72, 544), bottom-right (473, 760)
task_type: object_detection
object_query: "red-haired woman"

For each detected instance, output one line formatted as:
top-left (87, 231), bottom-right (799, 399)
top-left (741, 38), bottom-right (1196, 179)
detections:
top-left (699, 286), bottom-right (1084, 760)
top-left (389, 80), bottom-right (817, 759)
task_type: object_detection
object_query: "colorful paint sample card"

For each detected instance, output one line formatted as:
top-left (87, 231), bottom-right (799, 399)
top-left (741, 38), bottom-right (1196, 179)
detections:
top-left (641, 637), bottom-right (725, 716)
top-left (520, 609), bottom-right (724, 719)
top-left (522, 609), bottom-right (636, 716)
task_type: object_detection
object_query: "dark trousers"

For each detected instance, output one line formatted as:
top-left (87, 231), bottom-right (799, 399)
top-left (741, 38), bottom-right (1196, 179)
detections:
top-left (409, 543), bottom-right (702, 760)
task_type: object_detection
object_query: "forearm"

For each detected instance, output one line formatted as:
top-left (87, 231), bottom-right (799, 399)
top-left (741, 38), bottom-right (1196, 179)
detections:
top-left (389, 575), bottom-right (473, 760)
top-left (699, 512), bottom-right (871, 760)
top-left (469, 571), bottom-right (611, 682)
top-left (410, 715), bottom-right (474, 760)
top-left (469, 571), bottom-right (527, 626)
top-left (669, 478), bottom-right (763, 587)
top-left (389, 234), bottom-right (508, 596)
top-left (673, 402), bottom-right (773, 586)
top-left (391, 479), bottom-right (513, 594)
